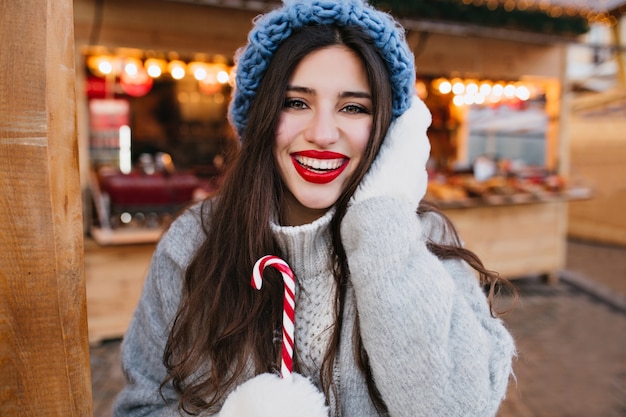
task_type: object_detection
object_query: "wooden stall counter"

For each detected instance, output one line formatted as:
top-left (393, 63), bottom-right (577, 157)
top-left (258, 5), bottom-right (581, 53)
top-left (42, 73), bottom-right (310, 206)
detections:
top-left (443, 200), bottom-right (568, 283)
top-left (84, 238), bottom-right (156, 344)
top-left (429, 172), bottom-right (591, 282)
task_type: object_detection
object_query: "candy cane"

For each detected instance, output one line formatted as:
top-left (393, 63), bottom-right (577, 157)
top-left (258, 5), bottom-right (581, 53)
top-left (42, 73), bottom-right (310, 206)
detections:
top-left (251, 255), bottom-right (296, 380)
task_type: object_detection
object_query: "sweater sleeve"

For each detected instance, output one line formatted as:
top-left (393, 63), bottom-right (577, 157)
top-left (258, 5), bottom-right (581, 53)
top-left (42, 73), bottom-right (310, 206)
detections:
top-left (113, 206), bottom-right (207, 417)
top-left (341, 197), bottom-right (516, 417)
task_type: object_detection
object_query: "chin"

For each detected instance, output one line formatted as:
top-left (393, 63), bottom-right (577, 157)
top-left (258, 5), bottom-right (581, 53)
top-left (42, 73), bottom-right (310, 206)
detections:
top-left (297, 194), bottom-right (340, 211)
top-left (300, 202), bottom-right (335, 213)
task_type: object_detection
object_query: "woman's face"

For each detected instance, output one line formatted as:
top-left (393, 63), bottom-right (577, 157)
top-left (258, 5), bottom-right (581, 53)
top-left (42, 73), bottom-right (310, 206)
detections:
top-left (274, 45), bottom-right (373, 226)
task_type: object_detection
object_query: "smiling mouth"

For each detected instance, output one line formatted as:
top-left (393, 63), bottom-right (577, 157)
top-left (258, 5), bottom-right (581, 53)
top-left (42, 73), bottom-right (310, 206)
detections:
top-left (294, 155), bottom-right (346, 172)
top-left (291, 153), bottom-right (349, 184)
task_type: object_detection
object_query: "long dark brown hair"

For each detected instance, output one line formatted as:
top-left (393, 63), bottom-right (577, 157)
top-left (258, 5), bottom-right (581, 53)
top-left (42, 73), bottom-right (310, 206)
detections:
top-left (163, 24), bottom-right (516, 415)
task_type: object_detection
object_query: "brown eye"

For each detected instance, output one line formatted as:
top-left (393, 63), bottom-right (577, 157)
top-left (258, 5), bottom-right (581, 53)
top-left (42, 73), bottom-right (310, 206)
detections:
top-left (342, 104), bottom-right (369, 115)
top-left (284, 98), bottom-right (308, 110)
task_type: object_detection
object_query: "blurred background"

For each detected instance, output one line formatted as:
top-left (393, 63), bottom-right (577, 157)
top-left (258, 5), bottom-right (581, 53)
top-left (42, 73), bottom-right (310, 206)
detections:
top-left (77, 1), bottom-right (626, 416)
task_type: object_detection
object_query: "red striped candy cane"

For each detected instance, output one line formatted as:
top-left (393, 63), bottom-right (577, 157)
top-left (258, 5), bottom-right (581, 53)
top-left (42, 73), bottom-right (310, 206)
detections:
top-left (251, 255), bottom-right (295, 380)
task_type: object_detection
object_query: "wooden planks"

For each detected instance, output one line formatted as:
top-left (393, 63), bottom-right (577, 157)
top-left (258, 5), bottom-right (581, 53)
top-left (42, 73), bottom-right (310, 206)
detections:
top-left (84, 240), bottom-right (155, 344)
top-left (0, 0), bottom-right (92, 415)
top-left (409, 31), bottom-right (565, 80)
top-left (73, 0), bottom-right (259, 57)
top-left (444, 202), bottom-right (568, 282)
top-left (567, 114), bottom-right (626, 246)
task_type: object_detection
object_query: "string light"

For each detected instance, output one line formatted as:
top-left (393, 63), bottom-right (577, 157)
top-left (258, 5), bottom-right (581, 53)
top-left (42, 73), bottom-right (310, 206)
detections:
top-left (85, 47), bottom-right (235, 93)
top-left (123, 58), bottom-right (142, 77)
top-left (503, 83), bottom-right (517, 98)
top-left (431, 77), bottom-right (539, 107)
top-left (465, 82), bottom-right (479, 95)
top-left (452, 80), bottom-right (466, 95)
top-left (516, 85), bottom-right (531, 100)
top-left (168, 60), bottom-right (187, 80)
top-left (86, 55), bottom-right (116, 76)
top-left (216, 70), bottom-right (230, 84)
top-left (484, 0), bottom-right (617, 26)
top-left (492, 83), bottom-right (505, 97)
top-left (479, 82), bottom-right (492, 96)
top-left (98, 59), bottom-right (113, 75)
top-left (439, 80), bottom-right (453, 94)
top-left (144, 58), bottom-right (166, 78)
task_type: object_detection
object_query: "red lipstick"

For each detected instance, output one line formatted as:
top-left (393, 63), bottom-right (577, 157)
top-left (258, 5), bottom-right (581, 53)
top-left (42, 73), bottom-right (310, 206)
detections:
top-left (291, 150), bottom-right (349, 185)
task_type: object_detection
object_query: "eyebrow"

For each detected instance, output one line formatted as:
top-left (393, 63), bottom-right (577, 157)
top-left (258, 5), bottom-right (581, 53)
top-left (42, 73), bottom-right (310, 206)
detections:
top-left (286, 85), bottom-right (371, 100)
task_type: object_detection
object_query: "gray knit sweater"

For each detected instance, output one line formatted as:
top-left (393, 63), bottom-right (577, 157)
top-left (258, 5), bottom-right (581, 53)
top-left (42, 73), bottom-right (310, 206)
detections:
top-left (113, 197), bottom-right (515, 417)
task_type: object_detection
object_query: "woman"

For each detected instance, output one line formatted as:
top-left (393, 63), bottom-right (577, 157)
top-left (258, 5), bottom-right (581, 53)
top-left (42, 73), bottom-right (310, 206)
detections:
top-left (114, 1), bottom-right (516, 416)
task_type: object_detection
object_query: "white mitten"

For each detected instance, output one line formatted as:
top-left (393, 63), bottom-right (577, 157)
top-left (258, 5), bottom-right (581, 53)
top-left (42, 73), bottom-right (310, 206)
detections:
top-left (351, 95), bottom-right (432, 208)
top-left (219, 373), bottom-right (329, 417)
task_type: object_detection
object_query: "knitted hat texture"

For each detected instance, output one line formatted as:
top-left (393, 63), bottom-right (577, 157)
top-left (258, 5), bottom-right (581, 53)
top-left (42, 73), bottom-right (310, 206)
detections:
top-left (229, 0), bottom-right (416, 138)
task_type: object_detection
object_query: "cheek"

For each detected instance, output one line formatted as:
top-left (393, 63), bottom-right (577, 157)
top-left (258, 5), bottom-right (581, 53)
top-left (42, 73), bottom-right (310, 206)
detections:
top-left (275, 114), bottom-right (296, 151)
top-left (275, 114), bottom-right (286, 147)
top-left (343, 125), bottom-right (372, 180)
top-left (274, 116), bottom-right (293, 175)
top-left (351, 123), bottom-right (372, 158)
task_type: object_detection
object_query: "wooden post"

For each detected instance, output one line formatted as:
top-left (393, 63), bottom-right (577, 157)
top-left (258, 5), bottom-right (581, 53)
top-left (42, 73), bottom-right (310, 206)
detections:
top-left (0, 0), bottom-right (93, 415)
top-left (612, 17), bottom-right (626, 87)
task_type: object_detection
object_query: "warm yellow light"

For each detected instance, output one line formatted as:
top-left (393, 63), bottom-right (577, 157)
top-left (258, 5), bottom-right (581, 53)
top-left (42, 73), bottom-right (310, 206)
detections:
top-left (491, 83), bottom-right (504, 97)
top-left (194, 67), bottom-right (208, 81)
top-left (479, 82), bottom-right (492, 96)
top-left (168, 60), bottom-right (187, 80)
top-left (217, 70), bottom-right (230, 84)
top-left (124, 58), bottom-right (142, 77)
top-left (98, 59), bottom-right (114, 75)
top-left (515, 85), bottom-right (531, 101)
top-left (439, 80), bottom-right (452, 94)
top-left (126, 63), bottom-right (138, 76)
top-left (465, 82), bottom-right (479, 95)
top-left (431, 76), bottom-right (538, 105)
top-left (188, 62), bottom-right (209, 81)
top-left (452, 95), bottom-right (465, 106)
top-left (87, 54), bottom-right (117, 76)
top-left (145, 58), bottom-right (166, 78)
top-left (452, 81), bottom-right (465, 95)
top-left (503, 83), bottom-right (517, 98)
top-left (147, 65), bottom-right (161, 77)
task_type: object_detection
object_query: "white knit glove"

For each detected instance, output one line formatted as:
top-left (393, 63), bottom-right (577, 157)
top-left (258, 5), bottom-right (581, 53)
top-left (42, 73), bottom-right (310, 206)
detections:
top-left (351, 95), bottom-right (432, 208)
top-left (219, 373), bottom-right (329, 417)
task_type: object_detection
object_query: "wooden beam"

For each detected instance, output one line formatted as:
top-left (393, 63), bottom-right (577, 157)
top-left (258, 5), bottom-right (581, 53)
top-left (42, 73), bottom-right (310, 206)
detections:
top-left (0, 0), bottom-right (93, 415)
top-left (73, 0), bottom-right (258, 57)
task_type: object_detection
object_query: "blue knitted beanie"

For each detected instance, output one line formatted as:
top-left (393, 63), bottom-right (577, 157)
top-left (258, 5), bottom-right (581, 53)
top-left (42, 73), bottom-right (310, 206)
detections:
top-left (229, 0), bottom-right (416, 139)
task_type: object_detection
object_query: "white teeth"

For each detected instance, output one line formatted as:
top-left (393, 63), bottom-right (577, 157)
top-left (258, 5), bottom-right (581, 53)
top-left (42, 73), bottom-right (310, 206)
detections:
top-left (295, 156), bottom-right (344, 171)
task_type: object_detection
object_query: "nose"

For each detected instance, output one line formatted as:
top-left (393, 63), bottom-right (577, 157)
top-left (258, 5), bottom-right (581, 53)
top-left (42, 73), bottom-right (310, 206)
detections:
top-left (304, 107), bottom-right (339, 147)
